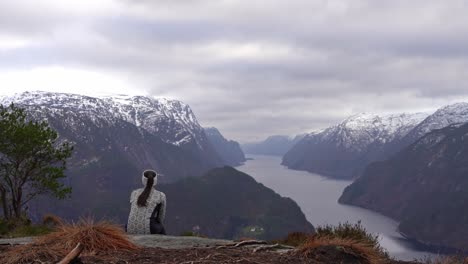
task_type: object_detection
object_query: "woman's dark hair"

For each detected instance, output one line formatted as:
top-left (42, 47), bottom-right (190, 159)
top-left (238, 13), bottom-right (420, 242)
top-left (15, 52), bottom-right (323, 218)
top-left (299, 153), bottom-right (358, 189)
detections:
top-left (137, 170), bottom-right (156, 207)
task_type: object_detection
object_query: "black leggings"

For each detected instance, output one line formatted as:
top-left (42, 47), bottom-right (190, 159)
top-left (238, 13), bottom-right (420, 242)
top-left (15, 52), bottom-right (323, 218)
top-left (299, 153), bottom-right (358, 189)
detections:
top-left (150, 219), bottom-right (166, 235)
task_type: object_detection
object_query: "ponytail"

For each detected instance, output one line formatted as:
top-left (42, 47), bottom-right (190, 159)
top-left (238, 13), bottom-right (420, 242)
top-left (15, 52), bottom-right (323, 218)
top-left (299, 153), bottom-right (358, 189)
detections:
top-left (137, 171), bottom-right (156, 207)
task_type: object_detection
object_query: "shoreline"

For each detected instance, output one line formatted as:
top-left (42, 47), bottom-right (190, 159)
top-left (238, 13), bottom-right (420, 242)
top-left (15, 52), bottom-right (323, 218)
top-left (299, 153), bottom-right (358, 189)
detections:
top-left (338, 199), bottom-right (466, 257)
top-left (398, 231), bottom-right (468, 256)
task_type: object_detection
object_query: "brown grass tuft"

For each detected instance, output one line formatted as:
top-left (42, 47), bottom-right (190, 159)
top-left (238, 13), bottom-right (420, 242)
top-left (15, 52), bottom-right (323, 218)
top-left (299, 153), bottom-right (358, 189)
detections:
top-left (315, 221), bottom-right (389, 258)
top-left (273, 232), bottom-right (313, 247)
top-left (0, 218), bottom-right (139, 264)
top-left (295, 236), bottom-right (386, 264)
top-left (42, 214), bottom-right (64, 228)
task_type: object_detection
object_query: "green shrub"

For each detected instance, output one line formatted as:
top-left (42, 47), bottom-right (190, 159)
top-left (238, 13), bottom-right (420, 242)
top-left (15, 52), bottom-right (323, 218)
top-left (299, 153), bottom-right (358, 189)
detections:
top-left (0, 218), bottom-right (52, 238)
top-left (315, 221), bottom-right (389, 258)
top-left (9, 225), bottom-right (52, 238)
top-left (180, 231), bottom-right (197, 237)
top-left (0, 219), bottom-right (15, 236)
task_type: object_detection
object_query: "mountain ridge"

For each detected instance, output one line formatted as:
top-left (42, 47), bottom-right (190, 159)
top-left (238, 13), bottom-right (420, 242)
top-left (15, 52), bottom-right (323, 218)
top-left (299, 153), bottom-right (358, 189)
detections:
top-left (2, 91), bottom-right (211, 148)
top-left (282, 112), bottom-right (429, 179)
top-left (242, 135), bottom-right (305, 156)
top-left (204, 127), bottom-right (246, 166)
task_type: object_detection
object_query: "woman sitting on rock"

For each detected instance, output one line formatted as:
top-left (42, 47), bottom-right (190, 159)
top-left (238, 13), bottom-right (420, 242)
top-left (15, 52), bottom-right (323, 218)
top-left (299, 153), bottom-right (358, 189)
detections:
top-left (127, 169), bottom-right (166, 235)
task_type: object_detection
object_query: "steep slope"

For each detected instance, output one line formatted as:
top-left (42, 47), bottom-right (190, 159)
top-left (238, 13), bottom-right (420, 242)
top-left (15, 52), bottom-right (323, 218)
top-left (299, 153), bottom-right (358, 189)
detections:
top-left (159, 167), bottom-right (315, 240)
top-left (204, 127), bottom-right (246, 166)
top-left (242, 135), bottom-right (305, 156)
top-left (339, 123), bottom-right (468, 250)
top-left (282, 113), bottom-right (428, 179)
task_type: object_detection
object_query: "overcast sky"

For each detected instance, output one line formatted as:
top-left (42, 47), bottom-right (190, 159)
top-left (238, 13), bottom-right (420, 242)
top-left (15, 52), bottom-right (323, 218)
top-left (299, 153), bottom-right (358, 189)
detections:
top-left (1, 0), bottom-right (468, 142)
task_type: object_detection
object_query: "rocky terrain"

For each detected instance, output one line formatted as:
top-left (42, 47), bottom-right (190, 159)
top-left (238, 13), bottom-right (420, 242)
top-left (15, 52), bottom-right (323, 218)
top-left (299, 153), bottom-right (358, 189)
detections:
top-left (339, 123), bottom-right (468, 250)
top-left (159, 167), bottom-right (314, 240)
top-left (242, 135), bottom-right (305, 156)
top-left (204, 127), bottom-right (246, 166)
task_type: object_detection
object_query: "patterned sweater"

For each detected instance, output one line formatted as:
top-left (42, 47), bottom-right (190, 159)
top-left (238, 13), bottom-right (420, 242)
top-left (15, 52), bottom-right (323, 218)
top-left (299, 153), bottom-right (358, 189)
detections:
top-left (127, 187), bottom-right (166, 234)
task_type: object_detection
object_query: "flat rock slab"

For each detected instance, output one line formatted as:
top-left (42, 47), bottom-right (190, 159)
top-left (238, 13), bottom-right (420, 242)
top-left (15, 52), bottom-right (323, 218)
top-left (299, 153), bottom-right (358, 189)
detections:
top-left (131, 235), bottom-right (232, 249)
top-left (0, 236), bottom-right (34, 245)
top-left (0, 235), bottom-right (232, 249)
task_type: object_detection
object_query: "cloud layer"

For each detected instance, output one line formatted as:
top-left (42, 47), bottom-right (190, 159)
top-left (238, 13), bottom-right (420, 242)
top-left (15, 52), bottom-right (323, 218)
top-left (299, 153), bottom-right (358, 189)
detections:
top-left (1, 0), bottom-right (468, 142)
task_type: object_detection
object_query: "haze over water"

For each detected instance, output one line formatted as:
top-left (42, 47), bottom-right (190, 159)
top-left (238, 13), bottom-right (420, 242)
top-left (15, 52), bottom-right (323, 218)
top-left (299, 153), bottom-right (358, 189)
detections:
top-left (237, 155), bottom-right (436, 261)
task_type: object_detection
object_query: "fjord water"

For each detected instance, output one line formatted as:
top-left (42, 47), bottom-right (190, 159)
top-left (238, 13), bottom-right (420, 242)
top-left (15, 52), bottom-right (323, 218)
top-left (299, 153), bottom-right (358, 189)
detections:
top-left (237, 155), bottom-right (435, 261)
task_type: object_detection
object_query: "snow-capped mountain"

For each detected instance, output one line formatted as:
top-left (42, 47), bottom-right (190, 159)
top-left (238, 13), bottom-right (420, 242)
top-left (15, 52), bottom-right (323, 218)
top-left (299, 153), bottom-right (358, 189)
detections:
top-left (1, 91), bottom-right (208, 148)
top-left (400, 102), bottom-right (468, 146)
top-left (283, 102), bottom-right (468, 179)
top-left (0, 91), bottom-right (225, 180)
top-left (314, 112), bottom-right (428, 152)
top-left (282, 112), bottom-right (429, 179)
top-left (102, 95), bottom-right (205, 147)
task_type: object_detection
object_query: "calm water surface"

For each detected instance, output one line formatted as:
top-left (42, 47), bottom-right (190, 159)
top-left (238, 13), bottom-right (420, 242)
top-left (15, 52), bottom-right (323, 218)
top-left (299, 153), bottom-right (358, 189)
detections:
top-left (237, 155), bottom-right (436, 261)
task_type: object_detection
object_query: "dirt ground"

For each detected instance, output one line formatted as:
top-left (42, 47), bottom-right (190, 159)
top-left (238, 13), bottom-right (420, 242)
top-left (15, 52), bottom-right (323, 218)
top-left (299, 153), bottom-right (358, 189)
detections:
top-left (0, 245), bottom-right (418, 264)
top-left (79, 247), bottom-right (419, 264)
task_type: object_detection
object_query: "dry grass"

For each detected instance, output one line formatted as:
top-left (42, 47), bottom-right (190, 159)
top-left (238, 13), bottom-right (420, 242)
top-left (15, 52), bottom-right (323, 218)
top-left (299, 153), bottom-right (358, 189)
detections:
top-left (273, 232), bottom-right (313, 247)
top-left (0, 219), bottom-right (139, 264)
top-left (315, 221), bottom-right (389, 258)
top-left (42, 214), bottom-right (64, 228)
top-left (296, 236), bottom-right (386, 264)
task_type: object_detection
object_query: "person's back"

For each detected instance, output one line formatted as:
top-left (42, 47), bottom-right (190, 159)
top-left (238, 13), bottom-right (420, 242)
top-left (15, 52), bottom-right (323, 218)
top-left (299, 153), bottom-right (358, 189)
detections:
top-left (127, 170), bottom-right (166, 235)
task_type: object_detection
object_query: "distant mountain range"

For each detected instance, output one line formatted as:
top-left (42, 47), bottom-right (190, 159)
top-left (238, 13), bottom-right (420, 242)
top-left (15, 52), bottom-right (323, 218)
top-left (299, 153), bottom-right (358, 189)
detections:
top-left (339, 122), bottom-right (468, 251)
top-left (160, 167), bottom-right (314, 240)
top-left (204, 127), bottom-right (246, 166)
top-left (242, 135), bottom-right (305, 156)
top-left (283, 103), bottom-right (468, 179)
top-left (282, 113), bottom-right (428, 179)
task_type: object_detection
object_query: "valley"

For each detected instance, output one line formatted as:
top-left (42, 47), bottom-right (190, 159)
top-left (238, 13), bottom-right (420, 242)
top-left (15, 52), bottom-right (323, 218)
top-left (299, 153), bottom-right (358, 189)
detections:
top-left (1, 91), bottom-right (466, 260)
top-left (237, 155), bottom-right (436, 261)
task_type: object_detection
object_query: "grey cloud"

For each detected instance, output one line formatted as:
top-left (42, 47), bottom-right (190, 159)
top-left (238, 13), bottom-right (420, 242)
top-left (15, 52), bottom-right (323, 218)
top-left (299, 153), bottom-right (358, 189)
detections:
top-left (1, 0), bottom-right (468, 142)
